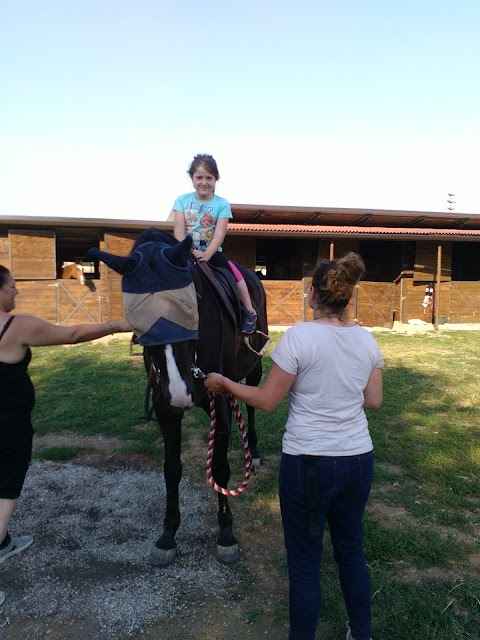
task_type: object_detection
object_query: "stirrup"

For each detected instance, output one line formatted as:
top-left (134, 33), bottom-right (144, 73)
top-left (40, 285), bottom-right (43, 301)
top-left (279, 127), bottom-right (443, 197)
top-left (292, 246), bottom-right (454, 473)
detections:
top-left (243, 330), bottom-right (271, 357)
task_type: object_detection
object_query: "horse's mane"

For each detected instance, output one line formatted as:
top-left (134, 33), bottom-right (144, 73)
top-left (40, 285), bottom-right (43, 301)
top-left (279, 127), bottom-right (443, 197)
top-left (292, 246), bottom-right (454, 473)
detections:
top-left (131, 228), bottom-right (177, 253)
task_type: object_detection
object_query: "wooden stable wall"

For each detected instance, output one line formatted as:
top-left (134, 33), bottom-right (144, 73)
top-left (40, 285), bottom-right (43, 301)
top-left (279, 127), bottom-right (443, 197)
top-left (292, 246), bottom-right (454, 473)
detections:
top-left (414, 242), bottom-right (452, 282)
top-left (13, 279), bottom-right (102, 325)
top-left (439, 282), bottom-right (480, 323)
top-left (100, 233), bottom-right (136, 322)
top-left (1, 225), bottom-right (477, 327)
top-left (264, 280), bottom-right (394, 328)
top-left (10, 275), bottom-right (480, 328)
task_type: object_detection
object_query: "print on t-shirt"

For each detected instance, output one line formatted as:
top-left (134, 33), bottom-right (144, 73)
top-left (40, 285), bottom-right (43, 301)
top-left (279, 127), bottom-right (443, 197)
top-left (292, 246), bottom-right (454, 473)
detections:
top-left (184, 204), bottom-right (216, 250)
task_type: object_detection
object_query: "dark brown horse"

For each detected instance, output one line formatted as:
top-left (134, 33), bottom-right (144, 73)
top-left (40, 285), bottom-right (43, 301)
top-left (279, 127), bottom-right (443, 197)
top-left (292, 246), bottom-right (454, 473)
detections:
top-left (90, 229), bottom-right (268, 565)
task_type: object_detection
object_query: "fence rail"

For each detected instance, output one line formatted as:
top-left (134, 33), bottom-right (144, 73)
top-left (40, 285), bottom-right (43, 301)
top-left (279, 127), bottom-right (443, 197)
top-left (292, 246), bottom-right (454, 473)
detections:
top-left (14, 278), bottom-right (480, 328)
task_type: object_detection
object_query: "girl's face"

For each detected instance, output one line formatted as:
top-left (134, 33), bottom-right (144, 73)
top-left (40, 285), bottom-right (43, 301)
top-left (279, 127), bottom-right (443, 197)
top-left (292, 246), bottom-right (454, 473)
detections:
top-left (0, 273), bottom-right (18, 313)
top-left (191, 166), bottom-right (216, 201)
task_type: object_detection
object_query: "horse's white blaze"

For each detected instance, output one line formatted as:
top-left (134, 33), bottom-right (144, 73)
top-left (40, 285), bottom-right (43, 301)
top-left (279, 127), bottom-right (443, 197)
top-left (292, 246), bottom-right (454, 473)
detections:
top-left (165, 344), bottom-right (193, 409)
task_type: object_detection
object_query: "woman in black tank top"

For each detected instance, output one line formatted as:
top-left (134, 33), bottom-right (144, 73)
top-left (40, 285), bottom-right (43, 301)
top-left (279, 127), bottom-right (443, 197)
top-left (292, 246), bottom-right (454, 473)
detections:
top-left (0, 265), bottom-right (132, 605)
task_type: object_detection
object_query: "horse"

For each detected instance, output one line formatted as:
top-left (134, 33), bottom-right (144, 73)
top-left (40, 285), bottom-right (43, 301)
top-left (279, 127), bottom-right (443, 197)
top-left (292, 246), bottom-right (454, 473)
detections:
top-left (89, 229), bottom-right (268, 565)
top-left (62, 260), bottom-right (85, 285)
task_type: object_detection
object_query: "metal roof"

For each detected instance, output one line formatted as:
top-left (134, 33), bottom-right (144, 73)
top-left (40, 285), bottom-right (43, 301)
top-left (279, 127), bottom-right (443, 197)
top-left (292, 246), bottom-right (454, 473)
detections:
top-left (228, 222), bottom-right (480, 241)
top-left (230, 204), bottom-right (480, 230)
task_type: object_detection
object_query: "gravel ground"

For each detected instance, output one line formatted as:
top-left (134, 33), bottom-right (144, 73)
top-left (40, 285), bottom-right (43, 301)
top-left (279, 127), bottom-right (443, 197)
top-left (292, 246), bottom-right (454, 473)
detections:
top-left (0, 457), bottom-right (241, 639)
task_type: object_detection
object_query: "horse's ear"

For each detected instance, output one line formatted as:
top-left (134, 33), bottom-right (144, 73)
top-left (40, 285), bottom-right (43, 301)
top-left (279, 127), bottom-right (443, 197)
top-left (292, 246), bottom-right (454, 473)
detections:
top-left (163, 235), bottom-right (192, 267)
top-left (88, 248), bottom-right (139, 275)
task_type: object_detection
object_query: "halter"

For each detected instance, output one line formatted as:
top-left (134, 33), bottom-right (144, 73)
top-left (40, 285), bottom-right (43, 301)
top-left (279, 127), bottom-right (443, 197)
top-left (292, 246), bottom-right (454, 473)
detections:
top-left (192, 364), bottom-right (255, 496)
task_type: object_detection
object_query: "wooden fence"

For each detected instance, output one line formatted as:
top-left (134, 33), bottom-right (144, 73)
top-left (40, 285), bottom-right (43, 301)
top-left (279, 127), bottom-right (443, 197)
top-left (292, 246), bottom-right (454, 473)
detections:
top-left (14, 278), bottom-right (480, 328)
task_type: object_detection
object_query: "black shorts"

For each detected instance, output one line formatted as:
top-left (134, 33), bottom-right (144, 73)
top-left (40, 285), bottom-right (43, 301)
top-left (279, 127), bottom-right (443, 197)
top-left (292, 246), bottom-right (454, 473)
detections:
top-left (0, 420), bottom-right (33, 499)
top-left (208, 251), bottom-right (231, 271)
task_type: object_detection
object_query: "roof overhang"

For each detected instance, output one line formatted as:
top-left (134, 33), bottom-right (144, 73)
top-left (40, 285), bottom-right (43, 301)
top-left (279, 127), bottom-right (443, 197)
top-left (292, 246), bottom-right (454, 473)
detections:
top-left (0, 214), bottom-right (173, 231)
top-left (228, 223), bottom-right (480, 242)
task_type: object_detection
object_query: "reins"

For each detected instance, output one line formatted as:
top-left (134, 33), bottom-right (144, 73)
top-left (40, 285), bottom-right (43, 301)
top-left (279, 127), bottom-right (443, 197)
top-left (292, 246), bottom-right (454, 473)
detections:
top-left (192, 364), bottom-right (255, 496)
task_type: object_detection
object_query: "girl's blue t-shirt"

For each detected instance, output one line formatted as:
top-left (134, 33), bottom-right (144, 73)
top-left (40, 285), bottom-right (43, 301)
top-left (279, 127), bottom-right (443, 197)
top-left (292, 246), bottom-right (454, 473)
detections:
top-left (173, 192), bottom-right (232, 251)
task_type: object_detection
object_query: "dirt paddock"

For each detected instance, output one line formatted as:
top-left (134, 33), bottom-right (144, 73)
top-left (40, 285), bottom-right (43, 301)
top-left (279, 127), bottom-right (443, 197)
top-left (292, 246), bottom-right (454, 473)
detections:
top-left (0, 443), bottom-right (287, 640)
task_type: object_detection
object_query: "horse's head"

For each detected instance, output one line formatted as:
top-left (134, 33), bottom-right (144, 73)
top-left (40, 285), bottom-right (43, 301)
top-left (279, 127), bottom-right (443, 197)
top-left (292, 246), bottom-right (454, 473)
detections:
top-left (89, 232), bottom-right (198, 346)
top-left (89, 231), bottom-right (199, 411)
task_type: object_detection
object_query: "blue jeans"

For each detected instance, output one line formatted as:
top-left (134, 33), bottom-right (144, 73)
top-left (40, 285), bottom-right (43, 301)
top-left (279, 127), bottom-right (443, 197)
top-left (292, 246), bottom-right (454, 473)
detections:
top-left (279, 451), bottom-right (374, 640)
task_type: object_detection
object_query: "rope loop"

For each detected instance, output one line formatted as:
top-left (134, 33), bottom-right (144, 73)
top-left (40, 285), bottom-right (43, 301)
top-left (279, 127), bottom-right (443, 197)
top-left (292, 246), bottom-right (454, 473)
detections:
top-left (205, 391), bottom-right (255, 496)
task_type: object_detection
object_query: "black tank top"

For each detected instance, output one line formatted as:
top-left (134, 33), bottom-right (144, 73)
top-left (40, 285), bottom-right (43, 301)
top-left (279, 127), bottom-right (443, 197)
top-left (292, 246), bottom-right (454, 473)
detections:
top-left (0, 317), bottom-right (35, 424)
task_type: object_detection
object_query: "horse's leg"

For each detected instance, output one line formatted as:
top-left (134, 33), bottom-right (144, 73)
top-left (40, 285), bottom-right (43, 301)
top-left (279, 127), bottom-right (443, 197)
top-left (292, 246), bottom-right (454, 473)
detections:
top-left (245, 360), bottom-right (262, 466)
top-left (150, 412), bottom-right (182, 567)
top-left (211, 429), bottom-right (240, 564)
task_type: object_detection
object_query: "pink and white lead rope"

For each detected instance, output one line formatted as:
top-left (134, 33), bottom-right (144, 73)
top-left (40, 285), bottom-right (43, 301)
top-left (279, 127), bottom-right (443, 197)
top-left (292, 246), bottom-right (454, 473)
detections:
top-left (206, 391), bottom-right (255, 496)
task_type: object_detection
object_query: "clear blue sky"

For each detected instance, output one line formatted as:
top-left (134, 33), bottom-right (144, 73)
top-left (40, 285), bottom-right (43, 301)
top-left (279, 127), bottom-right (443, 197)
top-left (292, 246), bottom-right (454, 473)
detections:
top-left (1, 0), bottom-right (479, 219)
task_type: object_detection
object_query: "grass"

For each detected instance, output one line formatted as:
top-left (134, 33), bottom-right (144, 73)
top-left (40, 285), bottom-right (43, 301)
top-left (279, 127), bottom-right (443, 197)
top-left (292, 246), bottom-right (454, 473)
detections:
top-left (28, 331), bottom-right (480, 639)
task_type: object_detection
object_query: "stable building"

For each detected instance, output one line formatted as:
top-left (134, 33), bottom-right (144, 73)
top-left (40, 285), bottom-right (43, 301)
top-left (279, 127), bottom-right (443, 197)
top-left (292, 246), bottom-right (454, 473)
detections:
top-left (1, 205), bottom-right (480, 328)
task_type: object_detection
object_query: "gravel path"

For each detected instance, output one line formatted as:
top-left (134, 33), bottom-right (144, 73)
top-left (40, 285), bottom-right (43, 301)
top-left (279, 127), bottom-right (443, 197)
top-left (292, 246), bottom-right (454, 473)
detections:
top-left (0, 457), bottom-right (240, 638)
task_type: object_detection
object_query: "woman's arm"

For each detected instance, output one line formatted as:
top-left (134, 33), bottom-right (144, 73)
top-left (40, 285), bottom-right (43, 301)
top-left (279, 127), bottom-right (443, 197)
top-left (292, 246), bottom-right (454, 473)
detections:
top-left (205, 363), bottom-right (295, 411)
top-left (363, 367), bottom-right (383, 408)
top-left (173, 210), bottom-right (186, 242)
top-left (16, 316), bottom-right (132, 347)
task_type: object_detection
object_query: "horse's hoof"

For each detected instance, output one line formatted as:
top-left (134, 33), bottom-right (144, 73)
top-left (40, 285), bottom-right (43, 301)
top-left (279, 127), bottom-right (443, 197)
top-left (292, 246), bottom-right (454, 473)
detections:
top-left (217, 543), bottom-right (239, 564)
top-left (252, 457), bottom-right (261, 468)
top-left (150, 546), bottom-right (177, 567)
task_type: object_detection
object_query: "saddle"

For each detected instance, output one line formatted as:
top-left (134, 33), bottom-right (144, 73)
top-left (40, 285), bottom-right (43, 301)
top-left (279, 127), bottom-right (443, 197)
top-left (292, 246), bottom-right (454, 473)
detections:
top-left (192, 259), bottom-right (242, 331)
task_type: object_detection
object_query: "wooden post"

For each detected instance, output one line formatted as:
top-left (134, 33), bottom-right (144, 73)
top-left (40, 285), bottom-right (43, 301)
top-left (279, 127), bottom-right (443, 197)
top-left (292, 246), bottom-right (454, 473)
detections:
top-left (434, 244), bottom-right (442, 330)
top-left (302, 277), bottom-right (310, 321)
top-left (329, 241), bottom-right (335, 260)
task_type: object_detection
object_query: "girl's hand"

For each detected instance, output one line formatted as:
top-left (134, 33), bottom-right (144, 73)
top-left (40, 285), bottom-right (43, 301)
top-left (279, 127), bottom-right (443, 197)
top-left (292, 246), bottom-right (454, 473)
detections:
top-left (192, 249), bottom-right (209, 262)
top-left (204, 372), bottom-right (227, 395)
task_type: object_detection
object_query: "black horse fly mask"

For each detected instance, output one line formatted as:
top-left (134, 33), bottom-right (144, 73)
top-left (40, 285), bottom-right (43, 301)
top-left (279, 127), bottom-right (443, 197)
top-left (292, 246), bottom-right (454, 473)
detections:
top-left (89, 234), bottom-right (198, 410)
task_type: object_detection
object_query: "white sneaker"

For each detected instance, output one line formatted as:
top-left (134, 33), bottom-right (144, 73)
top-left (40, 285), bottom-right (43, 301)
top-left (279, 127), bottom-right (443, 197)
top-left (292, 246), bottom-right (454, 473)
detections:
top-left (346, 621), bottom-right (372, 640)
top-left (0, 591), bottom-right (5, 606)
top-left (0, 535), bottom-right (33, 563)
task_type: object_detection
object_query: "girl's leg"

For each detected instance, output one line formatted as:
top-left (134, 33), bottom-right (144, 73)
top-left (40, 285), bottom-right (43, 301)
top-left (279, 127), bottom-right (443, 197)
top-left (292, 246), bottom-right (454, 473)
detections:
top-left (207, 254), bottom-right (257, 332)
top-left (327, 452), bottom-right (374, 640)
top-left (237, 279), bottom-right (255, 313)
top-left (227, 260), bottom-right (257, 333)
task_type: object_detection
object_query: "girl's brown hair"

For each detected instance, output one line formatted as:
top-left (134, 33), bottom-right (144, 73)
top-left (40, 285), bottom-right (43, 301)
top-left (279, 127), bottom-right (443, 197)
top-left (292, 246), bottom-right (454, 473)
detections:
top-left (187, 154), bottom-right (220, 180)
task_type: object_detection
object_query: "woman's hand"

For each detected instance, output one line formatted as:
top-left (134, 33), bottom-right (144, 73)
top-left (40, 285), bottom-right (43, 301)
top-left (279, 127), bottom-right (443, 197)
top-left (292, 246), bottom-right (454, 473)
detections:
top-left (116, 319), bottom-right (134, 332)
top-left (204, 372), bottom-right (227, 395)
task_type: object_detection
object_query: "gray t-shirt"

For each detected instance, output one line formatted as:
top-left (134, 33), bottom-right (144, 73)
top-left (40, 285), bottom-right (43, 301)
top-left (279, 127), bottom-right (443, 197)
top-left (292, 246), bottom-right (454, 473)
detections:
top-left (271, 322), bottom-right (384, 456)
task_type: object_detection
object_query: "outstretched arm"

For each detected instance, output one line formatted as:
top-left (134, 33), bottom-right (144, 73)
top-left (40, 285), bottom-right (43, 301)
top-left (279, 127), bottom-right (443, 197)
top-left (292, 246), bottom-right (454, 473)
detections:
top-left (16, 315), bottom-right (132, 348)
top-left (205, 363), bottom-right (295, 411)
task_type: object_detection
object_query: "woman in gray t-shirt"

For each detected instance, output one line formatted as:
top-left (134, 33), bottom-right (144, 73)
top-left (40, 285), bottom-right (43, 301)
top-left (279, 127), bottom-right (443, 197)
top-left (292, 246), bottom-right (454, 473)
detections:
top-left (205, 252), bottom-right (383, 640)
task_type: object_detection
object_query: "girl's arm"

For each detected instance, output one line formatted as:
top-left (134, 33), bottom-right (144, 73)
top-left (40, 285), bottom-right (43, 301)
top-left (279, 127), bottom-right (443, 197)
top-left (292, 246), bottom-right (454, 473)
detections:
top-left (198, 217), bottom-right (229, 261)
top-left (205, 363), bottom-right (295, 411)
top-left (363, 367), bottom-right (383, 408)
top-left (16, 315), bottom-right (132, 347)
top-left (173, 211), bottom-right (186, 242)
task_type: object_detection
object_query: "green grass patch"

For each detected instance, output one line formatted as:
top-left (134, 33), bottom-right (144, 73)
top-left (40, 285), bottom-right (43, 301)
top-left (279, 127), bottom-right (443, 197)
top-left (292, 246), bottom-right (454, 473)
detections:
top-left (28, 329), bottom-right (480, 638)
top-left (33, 446), bottom-right (92, 461)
